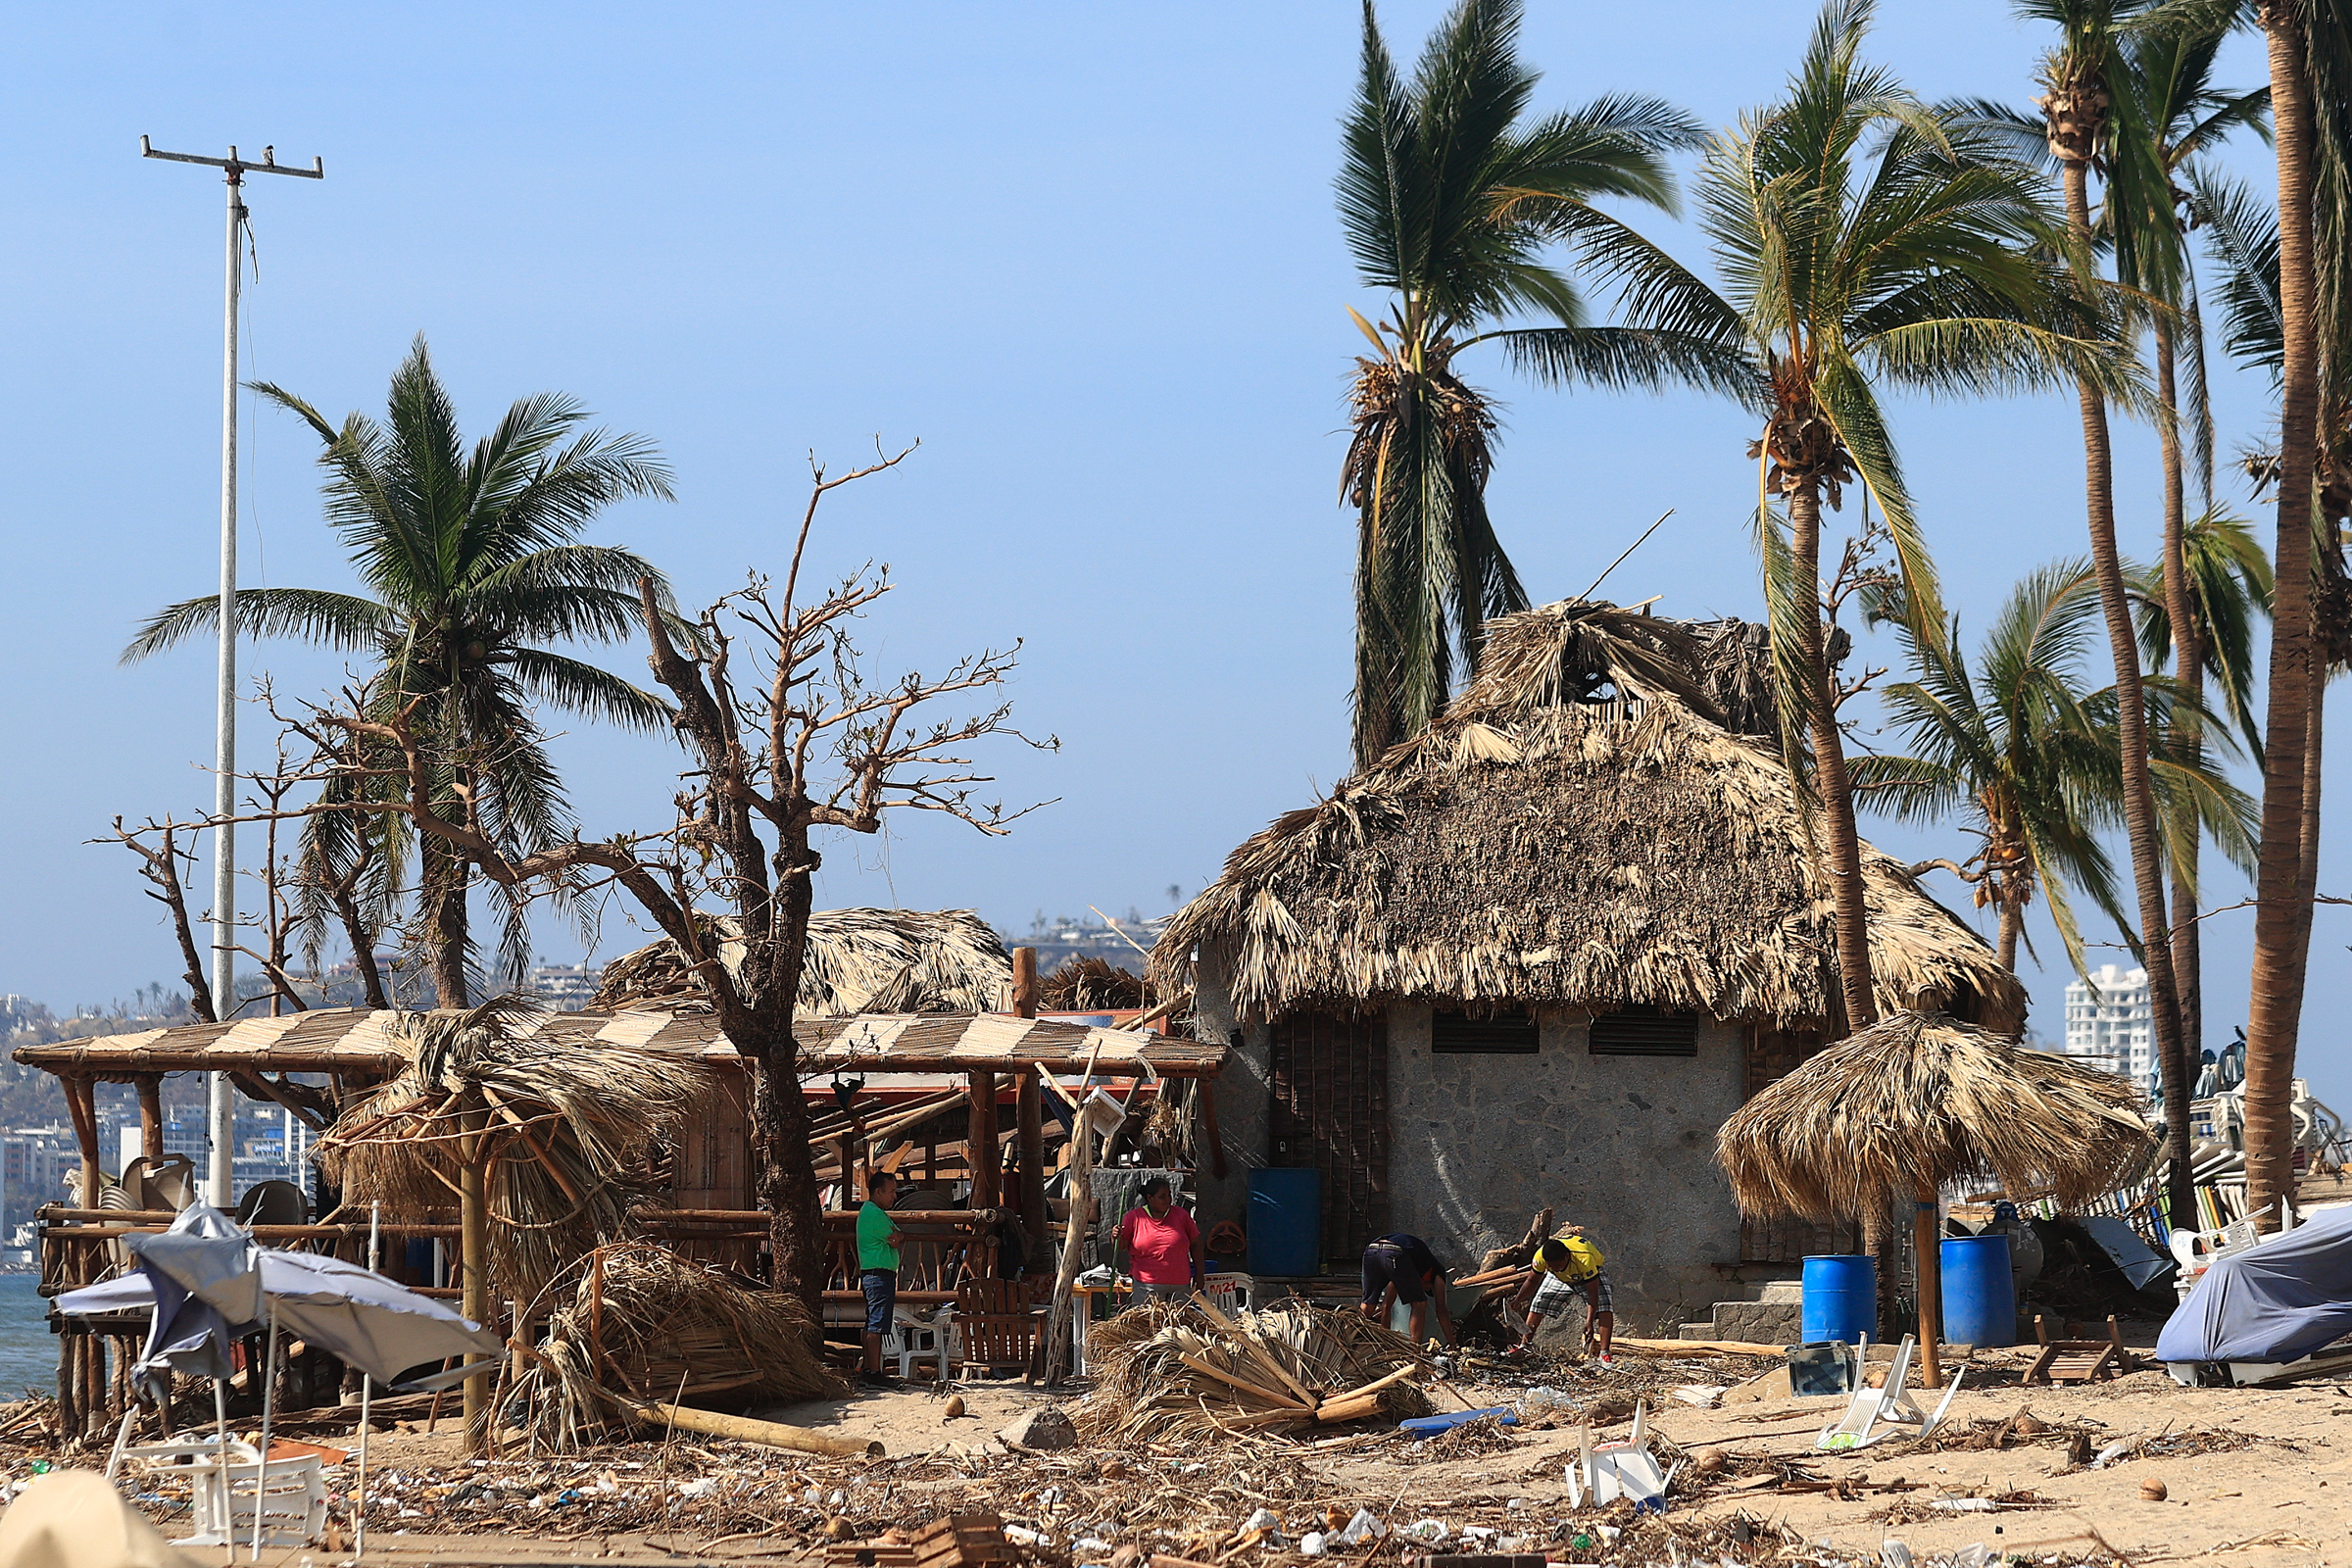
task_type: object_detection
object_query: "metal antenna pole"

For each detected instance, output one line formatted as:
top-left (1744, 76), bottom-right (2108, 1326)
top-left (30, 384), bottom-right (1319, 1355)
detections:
top-left (140, 139), bottom-right (323, 1209)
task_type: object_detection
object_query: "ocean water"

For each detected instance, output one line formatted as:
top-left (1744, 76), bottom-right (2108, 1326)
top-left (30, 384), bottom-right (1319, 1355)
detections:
top-left (0, 1276), bottom-right (58, 1399)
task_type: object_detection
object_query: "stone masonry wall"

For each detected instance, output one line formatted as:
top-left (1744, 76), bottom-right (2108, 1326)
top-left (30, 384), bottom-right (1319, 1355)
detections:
top-left (1385, 1004), bottom-right (1745, 1336)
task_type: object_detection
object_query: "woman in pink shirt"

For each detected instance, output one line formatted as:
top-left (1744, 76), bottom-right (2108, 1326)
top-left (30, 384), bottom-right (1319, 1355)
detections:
top-left (1115, 1177), bottom-right (1202, 1303)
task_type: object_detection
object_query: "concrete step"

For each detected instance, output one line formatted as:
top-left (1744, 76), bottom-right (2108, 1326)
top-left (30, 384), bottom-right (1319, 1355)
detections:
top-left (1700, 1298), bottom-right (1801, 1345)
top-left (1757, 1279), bottom-right (1803, 1304)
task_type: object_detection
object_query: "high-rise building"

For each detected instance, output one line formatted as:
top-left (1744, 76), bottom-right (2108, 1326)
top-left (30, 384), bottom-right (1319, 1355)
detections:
top-left (530, 964), bottom-right (603, 1011)
top-left (2063, 963), bottom-right (2154, 1090)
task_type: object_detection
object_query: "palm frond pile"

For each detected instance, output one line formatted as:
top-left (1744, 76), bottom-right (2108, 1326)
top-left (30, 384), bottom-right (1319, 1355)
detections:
top-left (1154, 599), bottom-right (2024, 1031)
top-left (1039, 956), bottom-right (1154, 1012)
top-left (508, 1242), bottom-right (845, 1450)
top-left (592, 907), bottom-right (1011, 1015)
top-left (317, 997), bottom-right (706, 1302)
top-left (1073, 1299), bottom-right (1433, 1446)
top-left (1717, 1009), bottom-right (2155, 1221)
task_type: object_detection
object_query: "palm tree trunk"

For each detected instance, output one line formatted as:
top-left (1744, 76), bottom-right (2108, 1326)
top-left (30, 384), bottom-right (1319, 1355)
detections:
top-left (1786, 479), bottom-right (1879, 1032)
top-left (2245, 8), bottom-right (2324, 1233)
top-left (1996, 904), bottom-right (2022, 972)
top-left (2156, 316), bottom-right (2206, 1204)
top-left (426, 850), bottom-right (469, 1009)
top-left (2062, 156), bottom-right (2194, 1232)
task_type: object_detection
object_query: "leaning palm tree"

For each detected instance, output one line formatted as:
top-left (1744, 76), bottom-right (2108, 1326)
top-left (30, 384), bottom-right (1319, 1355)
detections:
top-left (1855, 563), bottom-right (2133, 975)
top-left (125, 337), bottom-right (678, 1006)
top-left (1582, 0), bottom-right (2141, 1032)
top-left (1860, 559), bottom-right (2257, 979)
top-left (1336, 0), bottom-right (1747, 767)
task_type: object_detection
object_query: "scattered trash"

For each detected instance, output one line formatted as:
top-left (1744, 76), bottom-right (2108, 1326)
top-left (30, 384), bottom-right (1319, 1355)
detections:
top-left (1671, 1385), bottom-right (1725, 1407)
top-left (1330, 1508), bottom-right (1388, 1546)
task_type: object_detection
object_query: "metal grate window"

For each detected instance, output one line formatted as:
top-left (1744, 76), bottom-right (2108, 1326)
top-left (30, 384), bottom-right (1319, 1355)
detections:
top-left (1432, 1008), bottom-right (1540, 1054)
top-left (1589, 1005), bottom-right (1700, 1056)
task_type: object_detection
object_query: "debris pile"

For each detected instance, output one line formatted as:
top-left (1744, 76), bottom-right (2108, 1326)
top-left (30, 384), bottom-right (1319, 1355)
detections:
top-left (507, 1241), bottom-right (847, 1450)
top-left (1073, 1298), bottom-right (1433, 1444)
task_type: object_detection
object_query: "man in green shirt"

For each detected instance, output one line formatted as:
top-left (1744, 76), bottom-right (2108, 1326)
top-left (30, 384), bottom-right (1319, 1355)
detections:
top-left (858, 1170), bottom-right (905, 1387)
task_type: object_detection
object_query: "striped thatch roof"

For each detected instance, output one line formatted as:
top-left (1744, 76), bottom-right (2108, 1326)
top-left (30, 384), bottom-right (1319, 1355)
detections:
top-left (1152, 600), bottom-right (2024, 1030)
top-left (590, 906), bottom-right (1011, 1014)
top-left (1717, 1010), bottom-right (2152, 1221)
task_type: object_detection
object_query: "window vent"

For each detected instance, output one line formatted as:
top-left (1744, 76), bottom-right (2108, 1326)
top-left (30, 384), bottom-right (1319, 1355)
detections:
top-left (1432, 1007), bottom-right (1540, 1054)
top-left (1589, 1005), bottom-right (1700, 1056)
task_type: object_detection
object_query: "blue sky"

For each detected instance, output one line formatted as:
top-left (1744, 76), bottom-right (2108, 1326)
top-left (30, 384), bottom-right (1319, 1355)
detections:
top-left (0, 3), bottom-right (2337, 1104)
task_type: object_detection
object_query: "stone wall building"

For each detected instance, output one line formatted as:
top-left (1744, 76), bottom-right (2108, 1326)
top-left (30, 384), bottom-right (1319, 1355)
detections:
top-left (1154, 600), bottom-right (2028, 1333)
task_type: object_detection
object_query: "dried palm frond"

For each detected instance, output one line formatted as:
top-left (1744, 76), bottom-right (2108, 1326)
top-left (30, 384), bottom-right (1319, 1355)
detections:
top-left (1039, 956), bottom-right (1154, 1012)
top-left (1073, 1298), bottom-right (1432, 1446)
top-left (317, 996), bottom-right (706, 1301)
top-left (592, 907), bottom-right (1011, 1015)
top-left (1717, 1009), bottom-right (2154, 1223)
top-left (508, 1241), bottom-right (845, 1451)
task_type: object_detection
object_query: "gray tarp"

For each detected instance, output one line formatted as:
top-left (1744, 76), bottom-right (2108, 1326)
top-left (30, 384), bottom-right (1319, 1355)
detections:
top-left (2156, 1202), bottom-right (2352, 1364)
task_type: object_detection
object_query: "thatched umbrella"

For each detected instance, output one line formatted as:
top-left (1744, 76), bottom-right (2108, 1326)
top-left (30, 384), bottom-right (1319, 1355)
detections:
top-left (1717, 1009), bottom-right (2152, 1386)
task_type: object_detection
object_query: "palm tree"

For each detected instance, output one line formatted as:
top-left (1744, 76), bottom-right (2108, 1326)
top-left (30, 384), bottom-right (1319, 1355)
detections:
top-left (1856, 563), bottom-right (2133, 974)
top-left (2015, 0), bottom-right (2210, 1225)
top-left (1336, 0), bottom-right (1747, 767)
top-left (125, 337), bottom-right (678, 1006)
top-left (1585, 0), bottom-right (2141, 1032)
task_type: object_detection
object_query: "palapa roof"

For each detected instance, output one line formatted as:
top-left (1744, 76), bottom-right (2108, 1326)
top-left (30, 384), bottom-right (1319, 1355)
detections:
top-left (15, 1007), bottom-right (1227, 1080)
top-left (590, 906), bottom-right (1011, 1014)
top-left (1152, 599), bottom-right (2025, 1030)
top-left (1716, 1010), bottom-right (2152, 1221)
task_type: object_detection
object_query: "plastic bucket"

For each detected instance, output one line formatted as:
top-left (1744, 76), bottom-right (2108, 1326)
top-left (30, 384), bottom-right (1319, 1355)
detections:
top-left (1940, 1233), bottom-right (2017, 1348)
top-left (1800, 1253), bottom-right (1877, 1346)
top-left (1246, 1167), bottom-right (1321, 1277)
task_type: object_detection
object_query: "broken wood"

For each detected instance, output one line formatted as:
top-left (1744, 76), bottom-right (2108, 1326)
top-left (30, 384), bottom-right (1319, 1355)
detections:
top-left (600, 1392), bottom-right (882, 1457)
top-left (1616, 1336), bottom-right (1785, 1355)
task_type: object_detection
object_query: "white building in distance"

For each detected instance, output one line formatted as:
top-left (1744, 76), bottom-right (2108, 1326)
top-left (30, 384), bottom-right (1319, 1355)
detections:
top-left (2064, 963), bottom-right (2154, 1090)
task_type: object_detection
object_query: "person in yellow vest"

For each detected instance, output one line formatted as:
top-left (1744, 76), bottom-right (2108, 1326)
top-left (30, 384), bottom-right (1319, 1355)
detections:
top-left (1508, 1227), bottom-right (1614, 1366)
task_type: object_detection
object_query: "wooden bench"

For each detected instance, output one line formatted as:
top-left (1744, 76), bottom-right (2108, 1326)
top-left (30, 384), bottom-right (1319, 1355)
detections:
top-left (2025, 1313), bottom-right (2134, 1385)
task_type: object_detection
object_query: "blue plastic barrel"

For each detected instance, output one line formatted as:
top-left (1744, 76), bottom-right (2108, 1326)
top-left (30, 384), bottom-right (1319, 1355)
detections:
top-left (1801, 1254), bottom-right (1877, 1346)
top-left (1247, 1167), bottom-right (1322, 1277)
top-left (1940, 1234), bottom-right (2017, 1348)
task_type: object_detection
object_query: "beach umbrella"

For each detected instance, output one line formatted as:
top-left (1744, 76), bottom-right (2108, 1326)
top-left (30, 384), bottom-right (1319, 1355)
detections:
top-left (1716, 1009), bottom-right (2151, 1387)
top-left (57, 1204), bottom-right (499, 1560)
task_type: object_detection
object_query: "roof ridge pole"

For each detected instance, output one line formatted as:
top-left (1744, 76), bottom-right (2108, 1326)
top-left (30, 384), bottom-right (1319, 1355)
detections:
top-left (138, 137), bottom-right (324, 1208)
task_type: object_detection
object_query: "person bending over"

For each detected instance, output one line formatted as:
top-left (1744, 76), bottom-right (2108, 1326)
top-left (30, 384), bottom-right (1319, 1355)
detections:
top-left (1509, 1229), bottom-right (1614, 1367)
top-left (1357, 1232), bottom-right (1456, 1348)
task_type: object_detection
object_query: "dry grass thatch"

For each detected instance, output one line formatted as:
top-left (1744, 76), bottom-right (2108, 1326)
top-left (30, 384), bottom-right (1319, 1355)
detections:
top-left (317, 997), bottom-right (708, 1302)
top-left (1716, 1010), bottom-right (2154, 1222)
top-left (591, 907), bottom-right (1011, 1014)
top-left (1039, 956), bottom-right (1154, 1012)
top-left (507, 1241), bottom-right (845, 1450)
top-left (1152, 600), bottom-right (2023, 1029)
top-left (1072, 1298), bottom-right (1433, 1445)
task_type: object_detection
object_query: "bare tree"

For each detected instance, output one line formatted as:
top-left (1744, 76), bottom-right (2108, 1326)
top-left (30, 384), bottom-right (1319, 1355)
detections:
top-left (268, 447), bottom-right (1050, 1307)
top-left (94, 817), bottom-right (219, 1025)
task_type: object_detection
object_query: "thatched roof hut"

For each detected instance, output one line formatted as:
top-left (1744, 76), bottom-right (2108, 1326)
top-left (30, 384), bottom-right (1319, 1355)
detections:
top-left (1716, 1009), bottom-right (2152, 1224)
top-left (1157, 596), bottom-right (2024, 1324)
top-left (591, 906), bottom-right (1011, 1014)
top-left (1152, 601), bottom-right (2021, 1032)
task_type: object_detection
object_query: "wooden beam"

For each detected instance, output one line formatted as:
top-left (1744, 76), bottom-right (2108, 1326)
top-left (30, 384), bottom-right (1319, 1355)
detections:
top-left (967, 1072), bottom-right (1001, 1212)
top-left (137, 1078), bottom-right (164, 1163)
top-left (459, 1102), bottom-right (491, 1453)
top-left (61, 1079), bottom-right (101, 1203)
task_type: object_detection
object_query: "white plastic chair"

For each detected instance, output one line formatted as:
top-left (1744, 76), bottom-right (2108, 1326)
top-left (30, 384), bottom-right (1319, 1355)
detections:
top-left (116, 1436), bottom-right (327, 1548)
top-left (887, 1306), bottom-right (955, 1380)
top-left (1201, 1271), bottom-right (1253, 1314)
top-left (1565, 1399), bottom-right (1678, 1510)
top-left (1815, 1335), bottom-right (1964, 1450)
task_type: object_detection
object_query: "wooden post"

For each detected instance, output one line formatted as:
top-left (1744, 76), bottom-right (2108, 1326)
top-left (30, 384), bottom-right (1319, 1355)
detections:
top-left (63, 1078), bottom-right (101, 1205)
top-left (1045, 1040), bottom-right (1106, 1386)
top-left (138, 1077), bottom-right (165, 1162)
top-left (459, 1104), bottom-right (491, 1453)
top-left (1914, 1189), bottom-right (1944, 1390)
top-left (1013, 948), bottom-right (1046, 1264)
top-left (967, 1073), bottom-right (1001, 1212)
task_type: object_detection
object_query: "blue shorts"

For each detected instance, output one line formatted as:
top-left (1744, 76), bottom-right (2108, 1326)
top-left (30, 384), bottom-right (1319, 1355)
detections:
top-left (861, 1269), bottom-right (897, 1335)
